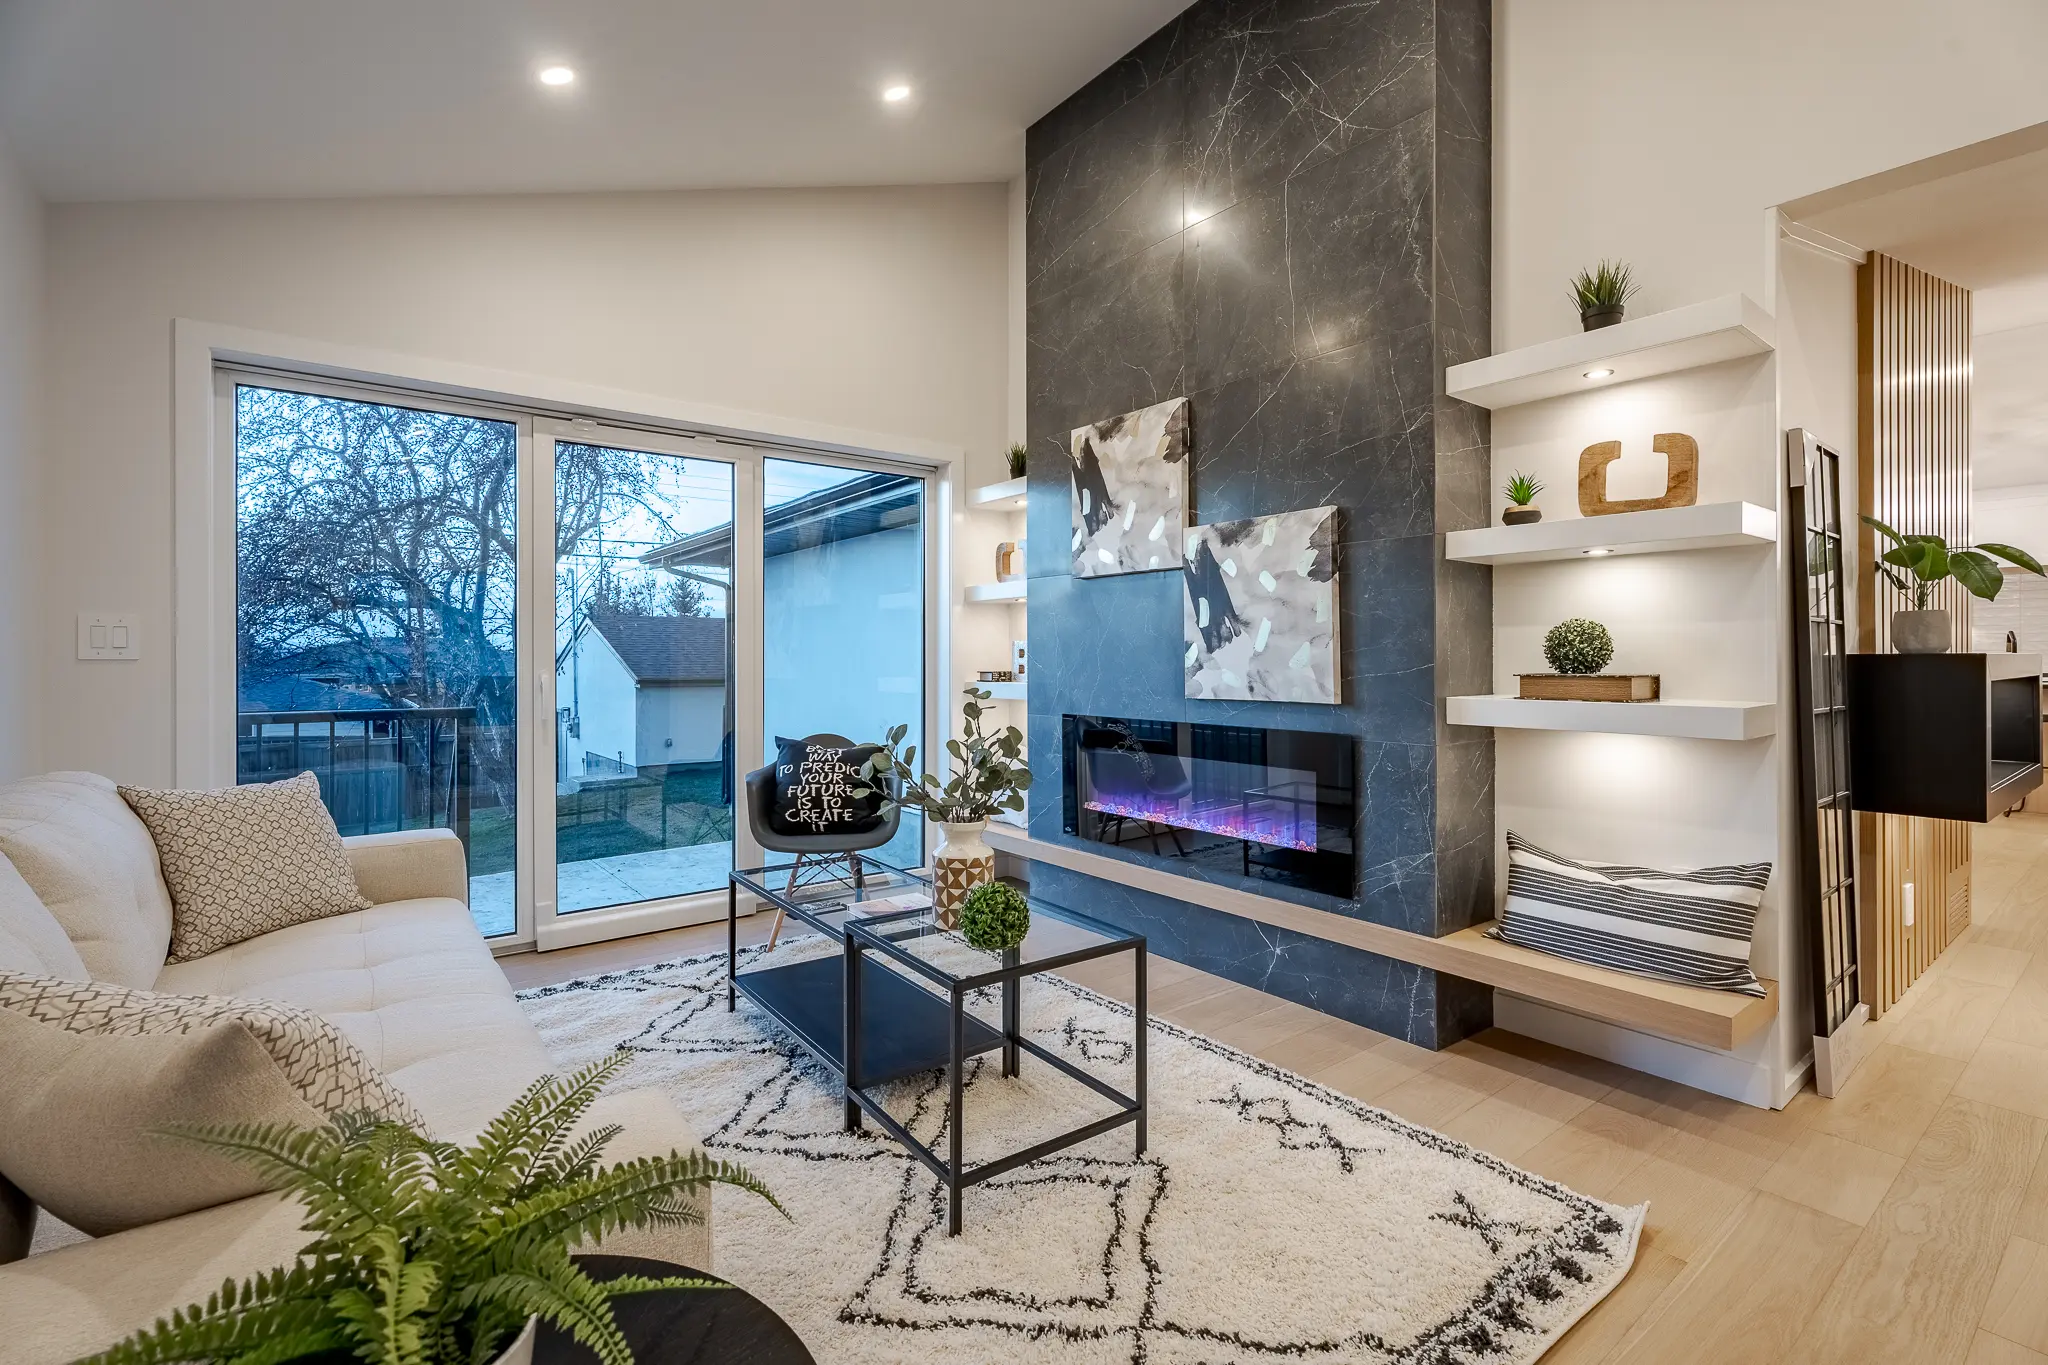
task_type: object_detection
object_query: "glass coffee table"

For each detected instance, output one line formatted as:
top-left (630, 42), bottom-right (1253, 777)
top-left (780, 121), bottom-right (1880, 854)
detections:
top-left (727, 855), bottom-right (1147, 1235)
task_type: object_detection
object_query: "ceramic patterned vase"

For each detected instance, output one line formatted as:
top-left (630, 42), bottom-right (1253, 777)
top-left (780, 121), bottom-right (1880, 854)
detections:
top-left (933, 819), bottom-right (995, 929)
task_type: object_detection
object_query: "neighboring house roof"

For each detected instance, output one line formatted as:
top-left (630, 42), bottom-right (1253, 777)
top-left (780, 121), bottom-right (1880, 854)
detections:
top-left (238, 675), bottom-right (407, 714)
top-left (640, 470), bottom-right (921, 570)
top-left (583, 607), bottom-right (727, 684)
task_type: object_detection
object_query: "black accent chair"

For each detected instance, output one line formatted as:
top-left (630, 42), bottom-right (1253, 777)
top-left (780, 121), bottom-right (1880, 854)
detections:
top-left (743, 733), bottom-right (901, 947)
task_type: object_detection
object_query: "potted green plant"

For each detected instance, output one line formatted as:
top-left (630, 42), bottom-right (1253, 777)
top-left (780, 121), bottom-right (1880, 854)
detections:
top-left (861, 685), bottom-right (1030, 928)
top-left (1545, 618), bottom-right (1614, 674)
top-left (959, 881), bottom-right (1031, 953)
top-left (82, 1053), bottom-right (780, 1365)
top-left (1502, 471), bottom-right (1545, 525)
top-left (1569, 260), bottom-right (1639, 330)
top-left (1863, 517), bottom-right (2046, 653)
top-left (1005, 442), bottom-right (1028, 481)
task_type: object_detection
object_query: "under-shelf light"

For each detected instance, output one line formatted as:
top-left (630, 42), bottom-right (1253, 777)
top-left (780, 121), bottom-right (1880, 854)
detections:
top-left (1583, 368), bottom-right (1615, 380)
top-left (1582, 548), bottom-right (1613, 556)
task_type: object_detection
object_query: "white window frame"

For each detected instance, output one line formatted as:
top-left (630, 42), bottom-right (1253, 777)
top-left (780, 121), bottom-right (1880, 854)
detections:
top-left (174, 319), bottom-right (956, 954)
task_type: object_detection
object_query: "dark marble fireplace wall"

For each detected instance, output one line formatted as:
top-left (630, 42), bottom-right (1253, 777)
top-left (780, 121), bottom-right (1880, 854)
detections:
top-left (1022, 0), bottom-right (1495, 1047)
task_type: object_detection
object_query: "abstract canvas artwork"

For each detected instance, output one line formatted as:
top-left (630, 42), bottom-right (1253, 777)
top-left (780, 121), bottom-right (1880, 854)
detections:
top-left (1183, 506), bottom-right (1340, 704)
top-left (1068, 396), bottom-right (1190, 577)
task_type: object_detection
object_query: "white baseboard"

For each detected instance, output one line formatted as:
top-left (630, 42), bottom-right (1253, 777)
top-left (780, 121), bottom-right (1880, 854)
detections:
top-left (1494, 991), bottom-right (1787, 1109)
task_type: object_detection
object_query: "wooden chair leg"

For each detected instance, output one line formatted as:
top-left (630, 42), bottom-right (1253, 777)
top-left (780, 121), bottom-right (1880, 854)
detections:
top-left (769, 856), bottom-right (802, 950)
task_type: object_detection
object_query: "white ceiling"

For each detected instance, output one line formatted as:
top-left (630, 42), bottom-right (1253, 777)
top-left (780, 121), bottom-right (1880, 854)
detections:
top-left (0, 0), bottom-right (1190, 201)
top-left (1793, 131), bottom-right (2048, 493)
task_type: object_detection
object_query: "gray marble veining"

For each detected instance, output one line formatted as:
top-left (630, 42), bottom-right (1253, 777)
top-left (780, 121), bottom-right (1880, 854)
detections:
top-left (1025, 0), bottom-right (1492, 1049)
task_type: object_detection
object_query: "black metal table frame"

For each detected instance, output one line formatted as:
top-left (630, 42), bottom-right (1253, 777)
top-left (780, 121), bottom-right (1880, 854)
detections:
top-left (725, 857), bottom-right (1147, 1236)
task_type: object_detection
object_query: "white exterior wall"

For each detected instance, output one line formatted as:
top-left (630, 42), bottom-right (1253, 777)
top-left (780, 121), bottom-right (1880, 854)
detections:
top-left (635, 683), bottom-right (726, 767)
top-left (763, 523), bottom-right (925, 762)
top-left (558, 632), bottom-right (640, 780)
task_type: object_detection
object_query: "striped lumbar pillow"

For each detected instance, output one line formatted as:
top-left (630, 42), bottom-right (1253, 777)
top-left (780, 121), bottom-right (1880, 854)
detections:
top-left (1493, 832), bottom-right (1769, 997)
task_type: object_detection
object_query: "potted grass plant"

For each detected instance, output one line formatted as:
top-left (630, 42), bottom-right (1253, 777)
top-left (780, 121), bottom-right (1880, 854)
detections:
top-left (1502, 471), bottom-right (1545, 525)
top-left (1863, 516), bottom-right (2046, 653)
top-left (80, 1052), bottom-right (781, 1365)
top-left (1569, 260), bottom-right (1639, 330)
top-left (1005, 442), bottom-right (1028, 480)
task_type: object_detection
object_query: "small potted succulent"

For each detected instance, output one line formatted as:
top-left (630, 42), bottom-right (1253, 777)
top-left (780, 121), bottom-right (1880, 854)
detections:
top-left (1569, 260), bottom-right (1639, 330)
top-left (959, 881), bottom-right (1031, 954)
top-left (1005, 442), bottom-right (1028, 480)
top-left (1863, 516), bottom-right (2045, 653)
top-left (1502, 471), bottom-right (1545, 525)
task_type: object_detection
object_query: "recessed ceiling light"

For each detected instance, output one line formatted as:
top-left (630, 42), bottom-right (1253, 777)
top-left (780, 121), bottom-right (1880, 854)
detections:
top-left (1582, 548), bottom-right (1613, 556)
top-left (538, 65), bottom-right (575, 87)
top-left (882, 84), bottom-right (913, 103)
top-left (1583, 368), bottom-right (1615, 380)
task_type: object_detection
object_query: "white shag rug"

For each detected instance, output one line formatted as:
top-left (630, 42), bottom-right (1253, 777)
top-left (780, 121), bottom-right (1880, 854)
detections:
top-left (519, 942), bottom-right (1643, 1364)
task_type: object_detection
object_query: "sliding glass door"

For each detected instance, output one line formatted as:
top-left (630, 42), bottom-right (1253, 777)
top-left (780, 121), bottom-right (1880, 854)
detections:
top-left (542, 426), bottom-right (742, 934)
top-left (231, 381), bottom-right (520, 938)
top-left (230, 376), bottom-right (932, 952)
top-left (761, 457), bottom-right (927, 869)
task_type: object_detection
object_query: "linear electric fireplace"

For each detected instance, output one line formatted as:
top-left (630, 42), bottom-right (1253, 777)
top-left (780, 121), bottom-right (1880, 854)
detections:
top-left (1063, 714), bottom-right (1356, 897)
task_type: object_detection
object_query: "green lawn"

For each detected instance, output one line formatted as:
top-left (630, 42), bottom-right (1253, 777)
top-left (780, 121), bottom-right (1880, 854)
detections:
top-left (463, 763), bottom-right (732, 877)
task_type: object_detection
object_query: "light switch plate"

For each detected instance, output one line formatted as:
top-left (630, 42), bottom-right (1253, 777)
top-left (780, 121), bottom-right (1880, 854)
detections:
top-left (77, 612), bottom-right (141, 660)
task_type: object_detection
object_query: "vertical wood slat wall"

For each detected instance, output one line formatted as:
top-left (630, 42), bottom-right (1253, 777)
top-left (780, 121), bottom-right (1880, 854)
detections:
top-left (1856, 252), bottom-right (1974, 1017)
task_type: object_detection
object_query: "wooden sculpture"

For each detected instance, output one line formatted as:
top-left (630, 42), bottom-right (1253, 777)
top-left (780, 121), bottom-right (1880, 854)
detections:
top-left (1577, 433), bottom-right (1699, 516)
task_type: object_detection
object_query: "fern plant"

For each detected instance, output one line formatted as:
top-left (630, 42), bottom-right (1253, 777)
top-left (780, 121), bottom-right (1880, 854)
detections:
top-left (80, 1051), bottom-right (782, 1365)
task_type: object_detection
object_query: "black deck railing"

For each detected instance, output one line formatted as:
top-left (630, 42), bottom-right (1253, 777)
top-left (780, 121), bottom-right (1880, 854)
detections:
top-left (236, 707), bottom-right (474, 858)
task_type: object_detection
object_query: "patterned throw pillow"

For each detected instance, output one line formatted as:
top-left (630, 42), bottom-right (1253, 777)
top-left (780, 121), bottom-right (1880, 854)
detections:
top-left (1492, 832), bottom-right (1770, 997)
top-left (119, 772), bottom-right (372, 962)
top-left (0, 970), bottom-right (423, 1126)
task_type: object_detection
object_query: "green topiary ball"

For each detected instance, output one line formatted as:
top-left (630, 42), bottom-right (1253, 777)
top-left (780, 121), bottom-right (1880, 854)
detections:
top-left (959, 881), bottom-right (1031, 953)
top-left (1543, 618), bottom-right (1615, 675)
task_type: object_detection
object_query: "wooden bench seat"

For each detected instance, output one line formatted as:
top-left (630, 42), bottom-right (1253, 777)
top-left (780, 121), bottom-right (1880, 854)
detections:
top-left (984, 828), bottom-right (1778, 1052)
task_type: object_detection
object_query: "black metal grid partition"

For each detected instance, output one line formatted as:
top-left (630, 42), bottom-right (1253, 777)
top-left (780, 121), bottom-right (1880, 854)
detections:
top-left (1787, 428), bottom-right (1860, 1042)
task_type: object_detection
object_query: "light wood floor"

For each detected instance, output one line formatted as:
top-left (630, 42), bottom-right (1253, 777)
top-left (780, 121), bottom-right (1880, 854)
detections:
top-left (502, 812), bottom-right (2048, 1365)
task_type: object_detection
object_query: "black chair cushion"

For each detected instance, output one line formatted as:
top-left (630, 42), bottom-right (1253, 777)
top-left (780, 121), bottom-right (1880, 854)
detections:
top-left (765, 736), bottom-right (888, 837)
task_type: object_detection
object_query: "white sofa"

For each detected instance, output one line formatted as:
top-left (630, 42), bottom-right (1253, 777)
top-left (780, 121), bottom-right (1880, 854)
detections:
top-left (0, 773), bottom-right (710, 1365)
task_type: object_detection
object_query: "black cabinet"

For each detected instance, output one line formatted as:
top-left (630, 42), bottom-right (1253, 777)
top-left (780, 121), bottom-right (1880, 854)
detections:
top-left (1848, 653), bottom-right (2044, 822)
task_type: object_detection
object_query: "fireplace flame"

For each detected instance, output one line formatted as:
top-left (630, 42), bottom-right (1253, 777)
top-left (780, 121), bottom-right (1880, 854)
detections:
top-left (1082, 795), bottom-right (1317, 852)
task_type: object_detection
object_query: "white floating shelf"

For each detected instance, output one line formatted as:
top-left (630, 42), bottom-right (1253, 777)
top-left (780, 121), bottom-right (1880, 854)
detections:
top-left (1447, 695), bottom-right (1778, 741)
top-left (968, 477), bottom-right (1028, 511)
top-left (965, 580), bottom-right (1027, 604)
top-left (976, 680), bottom-right (1026, 701)
top-left (1446, 294), bottom-right (1775, 410)
top-left (1445, 501), bottom-right (1778, 565)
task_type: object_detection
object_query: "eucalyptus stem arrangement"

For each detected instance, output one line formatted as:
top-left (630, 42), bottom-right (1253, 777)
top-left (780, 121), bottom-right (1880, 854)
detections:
top-left (81, 1052), bottom-right (781, 1365)
top-left (861, 685), bottom-right (1030, 824)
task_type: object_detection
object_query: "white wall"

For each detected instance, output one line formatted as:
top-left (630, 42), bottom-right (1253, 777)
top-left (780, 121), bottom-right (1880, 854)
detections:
top-left (42, 184), bottom-right (1010, 784)
top-left (1488, 354), bottom-right (1797, 1104)
top-left (1495, 0), bottom-right (2048, 349)
top-left (1979, 487), bottom-right (2048, 563)
top-left (636, 685), bottom-right (726, 768)
top-left (0, 130), bottom-right (42, 781)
